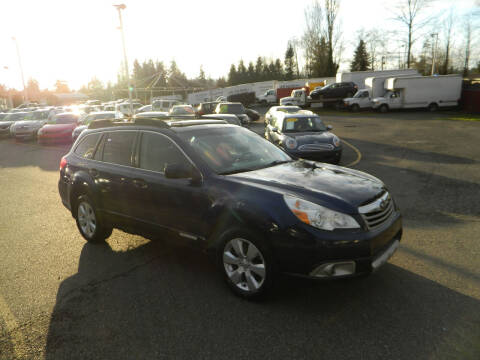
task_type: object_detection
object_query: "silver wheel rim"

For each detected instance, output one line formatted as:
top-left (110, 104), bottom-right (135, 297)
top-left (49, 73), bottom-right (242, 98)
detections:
top-left (78, 201), bottom-right (96, 238)
top-left (223, 238), bottom-right (266, 292)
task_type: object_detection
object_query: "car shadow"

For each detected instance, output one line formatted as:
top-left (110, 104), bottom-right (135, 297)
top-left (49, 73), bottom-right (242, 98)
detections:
top-left (0, 138), bottom-right (71, 172)
top-left (44, 239), bottom-right (480, 360)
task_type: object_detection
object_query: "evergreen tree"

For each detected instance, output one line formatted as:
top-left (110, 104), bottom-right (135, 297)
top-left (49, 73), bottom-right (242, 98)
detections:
top-left (216, 77), bottom-right (228, 88)
top-left (247, 61), bottom-right (255, 83)
top-left (255, 57), bottom-right (264, 81)
top-left (237, 60), bottom-right (247, 84)
top-left (350, 40), bottom-right (371, 71)
top-left (284, 43), bottom-right (296, 80)
top-left (227, 64), bottom-right (237, 86)
top-left (274, 59), bottom-right (284, 80)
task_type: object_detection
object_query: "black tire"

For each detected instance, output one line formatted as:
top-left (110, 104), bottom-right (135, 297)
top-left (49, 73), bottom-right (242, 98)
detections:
top-left (351, 104), bottom-right (360, 112)
top-left (379, 104), bottom-right (389, 113)
top-left (428, 103), bottom-right (438, 112)
top-left (74, 194), bottom-right (112, 243)
top-left (216, 228), bottom-right (275, 300)
top-left (260, 100), bottom-right (267, 106)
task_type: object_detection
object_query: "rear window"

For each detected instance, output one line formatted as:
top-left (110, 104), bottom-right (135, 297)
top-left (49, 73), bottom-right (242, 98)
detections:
top-left (101, 131), bottom-right (136, 166)
top-left (74, 133), bottom-right (101, 159)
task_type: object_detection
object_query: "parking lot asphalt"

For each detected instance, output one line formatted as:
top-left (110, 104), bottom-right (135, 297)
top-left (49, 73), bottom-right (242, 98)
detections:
top-left (0, 111), bottom-right (479, 359)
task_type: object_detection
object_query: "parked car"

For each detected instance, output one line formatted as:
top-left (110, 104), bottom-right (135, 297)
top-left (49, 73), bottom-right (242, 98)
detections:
top-left (59, 119), bottom-right (402, 299)
top-left (10, 109), bottom-right (50, 140)
top-left (264, 105), bottom-right (304, 125)
top-left (37, 113), bottom-right (80, 144)
top-left (72, 111), bottom-right (123, 141)
top-left (309, 82), bottom-right (358, 100)
top-left (168, 105), bottom-right (197, 118)
top-left (134, 111), bottom-right (169, 119)
top-left (136, 105), bottom-right (152, 114)
top-left (0, 113), bottom-right (8, 120)
top-left (245, 108), bottom-right (260, 122)
top-left (115, 102), bottom-right (143, 116)
top-left (0, 112), bottom-right (30, 137)
top-left (152, 99), bottom-right (181, 112)
top-left (213, 102), bottom-right (250, 126)
top-left (196, 102), bottom-right (220, 116)
top-left (265, 110), bottom-right (342, 164)
top-left (201, 114), bottom-right (241, 126)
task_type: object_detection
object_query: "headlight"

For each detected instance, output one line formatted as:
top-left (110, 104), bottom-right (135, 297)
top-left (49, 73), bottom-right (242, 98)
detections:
top-left (284, 137), bottom-right (297, 150)
top-left (332, 135), bottom-right (341, 147)
top-left (283, 195), bottom-right (360, 231)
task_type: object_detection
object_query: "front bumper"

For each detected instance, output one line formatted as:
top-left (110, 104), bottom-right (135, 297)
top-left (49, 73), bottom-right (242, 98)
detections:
top-left (0, 127), bottom-right (11, 137)
top-left (13, 130), bottom-right (37, 140)
top-left (269, 212), bottom-right (402, 278)
top-left (287, 147), bottom-right (342, 163)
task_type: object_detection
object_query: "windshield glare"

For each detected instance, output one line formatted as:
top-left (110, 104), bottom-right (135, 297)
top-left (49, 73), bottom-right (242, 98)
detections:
top-left (4, 113), bottom-right (28, 121)
top-left (178, 126), bottom-right (291, 175)
top-left (218, 104), bottom-right (244, 114)
top-left (283, 116), bottom-right (327, 132)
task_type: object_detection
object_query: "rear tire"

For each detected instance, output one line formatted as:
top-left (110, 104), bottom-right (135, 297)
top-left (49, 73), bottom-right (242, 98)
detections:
top-left (379, 104), bottom-right (389, 113)
top-left (428, 103), bottom-right (438, 112)
top-left (351, 104), bottom-right (360, 112)
top-left (216, 229), bottom-right (275, 300)
top-left (75, 195), bottom-right (112, 243)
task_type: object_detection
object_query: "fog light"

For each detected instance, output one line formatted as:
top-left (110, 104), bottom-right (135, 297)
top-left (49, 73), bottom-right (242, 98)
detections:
top-left (310, 261), bottom-right (356, 277)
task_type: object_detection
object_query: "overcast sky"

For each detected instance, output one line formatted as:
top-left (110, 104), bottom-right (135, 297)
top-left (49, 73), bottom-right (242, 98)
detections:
top-left (0, 0), bottom-right (477, 90)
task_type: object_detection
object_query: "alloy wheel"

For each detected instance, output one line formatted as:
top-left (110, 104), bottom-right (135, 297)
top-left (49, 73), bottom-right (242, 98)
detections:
top-left (77, 201), bottom-right (97, 238)
top-left (223, 238), bottom-right (266, 292)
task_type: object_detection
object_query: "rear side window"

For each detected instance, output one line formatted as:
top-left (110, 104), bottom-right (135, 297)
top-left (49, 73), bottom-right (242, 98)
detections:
top-left (102, 131), bottom-right (136, 166)
top-left (139, 132), bottom-right (189, 173)
top-left (74, 133), bottom-right (101, 159)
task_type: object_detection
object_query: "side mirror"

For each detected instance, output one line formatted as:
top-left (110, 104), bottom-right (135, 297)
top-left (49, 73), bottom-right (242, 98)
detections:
top-left (326, 125), bottom-right (333, 131)
top-left (165, 163), bottom-right (199, 181)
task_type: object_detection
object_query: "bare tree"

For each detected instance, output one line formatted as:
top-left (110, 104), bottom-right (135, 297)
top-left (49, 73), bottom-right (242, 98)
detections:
top-left (463, 14), bottom-right (472, 76)
top-left (393, 0), bottom-right (433, 68)
top-left (302, 0), bottom-right (323, 76)
top-left (324, 0), bottom-right (341, 75)
top-left (441, 8), bottom-right (455, 74)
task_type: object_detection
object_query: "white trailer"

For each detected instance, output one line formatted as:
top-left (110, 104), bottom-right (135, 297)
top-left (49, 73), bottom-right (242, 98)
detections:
top-left (371, 75), bottom-right (463, 112)
top-left (336, 69), bottom-right (419, 88)
top-left (344, 73), bottom-right (418, 111)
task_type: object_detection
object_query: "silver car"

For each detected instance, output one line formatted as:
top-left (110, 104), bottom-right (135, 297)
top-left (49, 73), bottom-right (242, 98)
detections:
top-left (10, 109), bottom-right (50, 140)
top-left (72, 111), bottom-right (124, 141)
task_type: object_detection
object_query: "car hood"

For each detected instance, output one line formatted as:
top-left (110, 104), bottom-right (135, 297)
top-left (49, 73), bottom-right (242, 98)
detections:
top-left (284, 131), bottom-right (335, 145)
top-left (0, 121), bottom-right (15, 127)
top-left (40, 123), bottom-right (76, 132)
top-left (228, 161), bottom-right (385, 210)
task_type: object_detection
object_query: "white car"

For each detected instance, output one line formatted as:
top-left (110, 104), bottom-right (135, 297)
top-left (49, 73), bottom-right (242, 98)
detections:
top-left (10, 110), bottom-right (50, 140)
top-left (264, 105), bottom-right (309, 125)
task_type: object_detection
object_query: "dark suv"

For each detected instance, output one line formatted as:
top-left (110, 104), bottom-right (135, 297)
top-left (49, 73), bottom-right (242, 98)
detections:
top-left (58, 119), bottom-right (402, 299)
top-left (310, 82), bottom-right (358, 100)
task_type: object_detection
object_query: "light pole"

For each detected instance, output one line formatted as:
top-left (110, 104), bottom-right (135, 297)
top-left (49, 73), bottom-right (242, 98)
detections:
top-left (11, 37), bottom-right (28, 103)
top-left (113, 4), bottom-right (133, 116)
top-left (431, 33), bottom-right (438, 75)
top-left (2, 66), bottom-right (14, 108)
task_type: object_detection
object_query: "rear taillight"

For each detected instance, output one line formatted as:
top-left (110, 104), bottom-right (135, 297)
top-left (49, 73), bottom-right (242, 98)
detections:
top-left (59, 156), bottom-right (67, 171)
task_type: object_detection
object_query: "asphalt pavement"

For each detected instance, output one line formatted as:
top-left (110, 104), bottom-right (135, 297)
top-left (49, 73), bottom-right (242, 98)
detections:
top-left (0, 111), bottom-right (479, 359)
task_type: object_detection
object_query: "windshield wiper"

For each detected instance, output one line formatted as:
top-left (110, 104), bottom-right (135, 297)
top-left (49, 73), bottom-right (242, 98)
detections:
top-left (219, 160), bottom-right (292, 175)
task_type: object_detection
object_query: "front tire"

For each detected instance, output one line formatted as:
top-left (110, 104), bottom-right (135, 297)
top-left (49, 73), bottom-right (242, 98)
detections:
top-left (379, 104), bottom-right (389, 113)
top-left (351, 104), bottom-right (360, 112)
top-left (75, 195), bottom-right (112, 243)
top-left (428, 103), bottom-right (438, 112)
top-left (217, 230), bottom-right (274, 299)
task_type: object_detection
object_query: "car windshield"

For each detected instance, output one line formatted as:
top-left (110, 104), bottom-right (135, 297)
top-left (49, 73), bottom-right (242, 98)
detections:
top-left (178, 126), bottom-right (292, 175)
top-left (319, 84), bottom-right (332, 91)
top-left (283, 116), bottom-right (327, 133)
top-left (353, 91), bottom-right (367, 98)
top-left (218, 103), bottom-right (245, 114)
top-left (54, 114), bottom-right (79, 124)
top-left (3, 112), bottom-right (28, 121)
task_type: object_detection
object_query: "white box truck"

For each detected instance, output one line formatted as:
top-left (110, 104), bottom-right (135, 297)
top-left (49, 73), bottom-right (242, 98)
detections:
top-left (337, 69), bottom-right (419, 88)
top-left (344, 73), bottom-right (418, 111)
top-left (371, 75), bottom-right (463, 112)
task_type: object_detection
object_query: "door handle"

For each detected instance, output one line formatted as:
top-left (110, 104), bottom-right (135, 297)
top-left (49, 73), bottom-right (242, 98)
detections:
top-left (132, 178), bottom-right (148, 189)
top-left (89, 169), bottom-right (98, 177)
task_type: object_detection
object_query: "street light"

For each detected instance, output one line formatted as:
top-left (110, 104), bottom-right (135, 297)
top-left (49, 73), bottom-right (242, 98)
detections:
top-left (113, 3), bottom-right (133, 116)
top-left (431, 33), bottom-right (439, 75)
top-left (11, 36), bottom-right (28, 103)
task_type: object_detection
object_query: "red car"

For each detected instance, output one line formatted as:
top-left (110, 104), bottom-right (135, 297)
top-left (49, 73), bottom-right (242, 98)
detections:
top-left (37, 113), bottom-right (80, 144)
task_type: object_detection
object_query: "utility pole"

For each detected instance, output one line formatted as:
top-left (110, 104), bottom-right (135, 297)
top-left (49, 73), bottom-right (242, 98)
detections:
top-left (431, 33), bottom-right (438, 75)
top-left (113, 4), bottom-right (133, 116)
top-left (2, 66), bottom-right (14, 108)
top-left (11, 37), bottom-right (28, 103)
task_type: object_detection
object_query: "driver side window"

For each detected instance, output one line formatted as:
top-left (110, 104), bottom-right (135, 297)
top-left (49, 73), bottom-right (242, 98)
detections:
top-left (139, 132), bottom-right (190, 173)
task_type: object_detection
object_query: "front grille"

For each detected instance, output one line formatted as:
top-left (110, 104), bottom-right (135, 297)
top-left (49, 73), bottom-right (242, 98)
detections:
top-left (358, 192), bottom-right (395, 229)
top-left (298, 143), bottom-right (334, 151)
